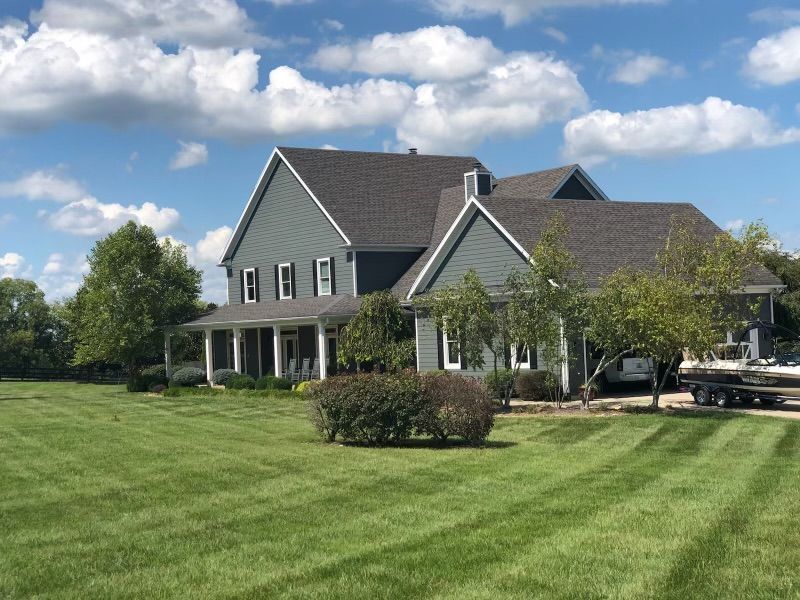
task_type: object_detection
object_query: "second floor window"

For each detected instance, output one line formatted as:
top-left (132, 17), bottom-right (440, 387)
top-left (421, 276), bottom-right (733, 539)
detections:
top-left (243, 268), bottom-right (256, 303)
top-left (278, 263), bottom-right (292, 300)
top-left (317, 258), bottom-right (331, 296)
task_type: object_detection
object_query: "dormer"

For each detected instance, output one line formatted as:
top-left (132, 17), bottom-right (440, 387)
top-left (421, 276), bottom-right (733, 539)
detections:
top-left (464, 163), bottom-right (493, 201)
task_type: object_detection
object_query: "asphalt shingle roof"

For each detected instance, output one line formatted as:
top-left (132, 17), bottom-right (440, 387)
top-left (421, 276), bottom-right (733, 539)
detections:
top-left (278, 147), bottom-right (483, 246)
top-left (488, 164), bottom-right (576, 198)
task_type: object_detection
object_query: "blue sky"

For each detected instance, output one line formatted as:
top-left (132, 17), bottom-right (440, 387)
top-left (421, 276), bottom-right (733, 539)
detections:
top-left (1, 0), bottom-right (799, 302)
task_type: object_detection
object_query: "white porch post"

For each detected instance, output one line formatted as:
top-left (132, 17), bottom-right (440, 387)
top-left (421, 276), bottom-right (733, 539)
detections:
top-left (318, 321), bottom-right (327, 380)
top-left (164, 332), bottom-right (173, 379)
top-left (273, 325), bottom-right (282, 377)
top-left (204, 329), bottom-right (214, 384)
top-left (233, 327), bottom-right (242, 373)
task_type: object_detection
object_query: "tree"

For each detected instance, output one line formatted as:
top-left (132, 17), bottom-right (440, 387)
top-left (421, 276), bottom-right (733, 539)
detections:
top-left (762, 247), bottom-right (800, 332)
top-left (338, 290), bottom-right (414, 372)
top-left (584, 218), bottom-right (771, 408)
top-left (0, 278), bottom-right (68, 369)
top-left (64, 221), bottom-right (201, 385)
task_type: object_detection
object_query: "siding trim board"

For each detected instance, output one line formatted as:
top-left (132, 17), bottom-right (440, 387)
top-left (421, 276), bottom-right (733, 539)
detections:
top-left (406, 196), bottom-right (529, 299)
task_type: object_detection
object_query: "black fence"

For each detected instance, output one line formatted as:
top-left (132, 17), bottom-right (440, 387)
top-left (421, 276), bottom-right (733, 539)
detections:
top-left (0, 366), bottom-right (127, 384)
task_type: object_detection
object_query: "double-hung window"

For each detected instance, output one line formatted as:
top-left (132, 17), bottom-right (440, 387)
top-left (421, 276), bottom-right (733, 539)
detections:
top-left (316, 258), bottom-right (332, 296)
top-left (278, 263), bottom-right (292, 300)
top-left (243, 268), bottom-right (256, 303)
top-left (442, 323), bottom-right (462, 370)
top-left (511, 343), bottom-right (531, 370)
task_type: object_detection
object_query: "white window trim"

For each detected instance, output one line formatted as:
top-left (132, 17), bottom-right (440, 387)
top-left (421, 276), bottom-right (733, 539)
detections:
top-left (316, 257), bottom-right (332, 296)
top-left (278, 263), bottom-right (292, 300)
top-left (511, 343), bottom-right (531, 370)
top-left (243, 268), bottom-right (257, 304)
top-left (442, 325), bottom-right (462, 370)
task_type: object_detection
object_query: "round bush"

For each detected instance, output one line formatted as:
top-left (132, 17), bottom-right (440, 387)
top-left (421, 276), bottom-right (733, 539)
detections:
top-left (485, 368), bottom-right (514, 398)
top-left (141, 364), bottom-right (167, 379)
top-left (170, 366), bottom-right (206, 387)
top-left (212, 368), bottom-right (238, 387)
top-left (226, 373), bottom-right (256, 389)
top-left (515, 370), bottom-right (555, 401)
top-left (418, 372), bottom-right (494, 445)
top-left (255, 375), bottom-right (292, 391)
top-left (295, 381), bottom-right (316, 394)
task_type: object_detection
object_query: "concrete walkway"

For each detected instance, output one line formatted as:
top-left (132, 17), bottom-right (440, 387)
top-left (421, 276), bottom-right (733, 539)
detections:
top-left (510, 389), bottom-right (800, 420)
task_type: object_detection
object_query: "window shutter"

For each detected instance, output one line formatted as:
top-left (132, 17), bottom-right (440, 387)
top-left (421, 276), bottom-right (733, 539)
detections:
top-left (329, 256), bottom-right (336, 295)
top-left (274, 265), bottom-right (279, 300)
top-left (530, 344), bottom-right (538, 369)
top-left (254, 268), bottom-right (260, 302)
top-left (436, 328), bottom-right (444, 370)
top-left (290, 263), bottom-right (296, 298)
top-left (239, 270), bottom-right (245, 304)
top-left (312, 259), bottom-right (318, 297)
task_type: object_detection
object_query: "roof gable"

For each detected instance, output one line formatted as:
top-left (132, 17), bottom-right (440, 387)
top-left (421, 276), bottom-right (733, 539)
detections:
top-left (490, 164), bottom-right (608, 201)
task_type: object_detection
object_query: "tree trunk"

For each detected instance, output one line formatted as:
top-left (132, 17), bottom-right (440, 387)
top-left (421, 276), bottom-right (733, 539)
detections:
top-left (650, 356), bottom-right (676, 408)
top-left (582, 348), bottom-right (634, 409)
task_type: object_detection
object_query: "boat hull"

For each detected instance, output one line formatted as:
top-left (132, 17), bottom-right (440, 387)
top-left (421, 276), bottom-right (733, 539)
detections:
top-left (678, 360), bottom-right (800, 399)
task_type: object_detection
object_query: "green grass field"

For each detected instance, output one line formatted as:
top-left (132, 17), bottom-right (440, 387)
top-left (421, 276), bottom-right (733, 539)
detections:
top-left (1, 382), bottom-right (799, 599)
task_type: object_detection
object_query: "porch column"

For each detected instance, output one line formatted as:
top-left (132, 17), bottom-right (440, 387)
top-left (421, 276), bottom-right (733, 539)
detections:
top-left (164, 332), bottom-right (173, 379)
top-left (273, 325), bottom-right (282, 377)
top-left (204, 329), bottom-right (214, 384)
top-left (318, 322), bottom-right (327, 380)
top-left (232, 327), bottom-right (242, 373)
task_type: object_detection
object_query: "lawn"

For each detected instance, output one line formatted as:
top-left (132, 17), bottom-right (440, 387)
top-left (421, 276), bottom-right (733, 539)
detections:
top-left (1, 383), bottom-right (798, 599)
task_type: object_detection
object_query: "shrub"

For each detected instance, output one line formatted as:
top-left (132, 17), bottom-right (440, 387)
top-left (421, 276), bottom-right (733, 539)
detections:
top-left (295, 381), bottom-right (315, 394)
top-left (141, 364), bottom-right (167, 379)
top-left (485, 368), bottom-right (514, 398)
top-left (226, 373), bottom-right (256, 390)
top-left (417, 372), bottom-right (494, 445)
top-left (255, 375), bottom-right (292, 391)
top-left (127, 372), bottom-right (165, 392)
top-left (306, 372), bottom-right (424, 445)
top-left (212, 368), bottom-right (238, 387)
top-left (515, 370), bottom-right (555, 401)
top-left (150, 383), bottom-right (167, 394)
top-left (162, 386), bottom-right (181, 397)
top-left (170, 366), bottom-right (206, 387)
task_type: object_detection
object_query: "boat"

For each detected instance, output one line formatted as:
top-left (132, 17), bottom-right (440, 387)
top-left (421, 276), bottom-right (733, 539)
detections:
top-left (678, 321), bottom-right (800, 407)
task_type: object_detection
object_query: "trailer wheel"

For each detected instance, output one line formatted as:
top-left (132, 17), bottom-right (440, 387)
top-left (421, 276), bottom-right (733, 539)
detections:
top-left (714, 389), bottom-right (732, 408)
top-left (759, 398), bottom-right (775, 407)
top-left (694, 386), bottom-right (712, 406)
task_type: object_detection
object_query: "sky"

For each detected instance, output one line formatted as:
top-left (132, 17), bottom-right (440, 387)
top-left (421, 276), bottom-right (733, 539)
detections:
top-left (1, 0), bottom-right (799, 304)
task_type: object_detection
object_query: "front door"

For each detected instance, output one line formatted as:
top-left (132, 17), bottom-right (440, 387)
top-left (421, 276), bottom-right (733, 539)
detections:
top-left (282, 334), bottom-right (298, 371)
top-left (326, 327), bottom-right (338, 375)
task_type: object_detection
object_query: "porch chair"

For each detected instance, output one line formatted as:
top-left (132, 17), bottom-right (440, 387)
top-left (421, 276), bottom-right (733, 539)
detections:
top-left (282, 358), bottom-right (296, 380)
top-left (299, 358), bottom-right (311, 382)
top-left (310, 358), bottom-right (320, 380)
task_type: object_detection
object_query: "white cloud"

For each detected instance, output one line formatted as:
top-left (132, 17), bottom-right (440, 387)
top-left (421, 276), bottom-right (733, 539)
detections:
top-left (164, 226), bottom-right (232, 303)
top-left (125, 151), bottom-right (139, 173)
top-left (542, 26), bottom-right (567, 43)
top-left (397, 52), bottom-right (587, 153)
top-left (195, 226), bottom-right (233, 264)
top-left (319, 144), bottom-right (339, 150)
top-left (745, 26), bottom-right (800, 85)
top-left (311, 26), bottom-right (503, 81)
top-left (31, 0), bottom-right (266, 47)
top-left (0, 169), bottom-right (86, 202)
top-left (41, 197), bottom-right (181, 236)
top-left (609, 53), bottom-right (685, 85)
top-left (425, 0), bottom-right (664, 26)
top-left (724, 218), bottom-right (745, 232)
top-left (320, 18), bottom-right (344, 31)
top-left (42, 252), bottom-right (64, 274)
top-left (748, 7), bottom-right (800, 25)
top-left (563, 96), bottom-right (800, 165)
top-left (0, 252), bottom-right (31, 279)
top-left (169, 141), bottom-right (209, 170)
top-left (36, 252), bottom-right (89, 300)
top-left (0, 213), bottom-right (14, 228)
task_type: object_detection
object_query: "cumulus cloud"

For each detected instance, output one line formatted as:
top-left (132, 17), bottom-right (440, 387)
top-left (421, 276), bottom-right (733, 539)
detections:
top-left (397, 53), bottom-right (588, 153)
top-left (748, 7), bottom-right (800, 25)
top-left (195, 226), bottom-right (233, 264)
top-left (0, 169), bottom-right (86, 202)
top-left (745, 26), bottom-right (800, 85)
top-left (563, 96), bottom-right (800, 165)
top-left (0, 252), bottom-right (30, 279)
top-left (164, 226), bottom-right (233, 302)
top-left (169, 141), bottom-right (209, 170)
top-left (31, 0), bottom-right (267, 47)
top-left (41, 197), bottom-right (181, 236)
top-left (542, 26), bottom-right (567, 43)
top-left (425, 0), bottom-right (664, 26)
top-left (36, 252), bottom-right (89, 299)
top-left (311, 26), bottom-right (503, 81)
top-left (320, 18), bottom-right (344, 31)
top-left (609, 53), bottom-right (685, 84)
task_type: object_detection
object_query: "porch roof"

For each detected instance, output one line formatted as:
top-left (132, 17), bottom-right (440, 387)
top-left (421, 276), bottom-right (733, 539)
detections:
top-left (177, 295), bottom-right (363, 330)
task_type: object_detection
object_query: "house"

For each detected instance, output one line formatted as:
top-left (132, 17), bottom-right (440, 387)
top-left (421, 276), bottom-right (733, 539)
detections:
top-left (171, 146), bottom-right (783, 392)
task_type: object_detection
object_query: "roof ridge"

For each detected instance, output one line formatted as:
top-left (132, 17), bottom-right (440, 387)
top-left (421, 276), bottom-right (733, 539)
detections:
top-left (496, 164), bottom-right (577, 181)
top-left (277, 145), bottom-right (480, 161)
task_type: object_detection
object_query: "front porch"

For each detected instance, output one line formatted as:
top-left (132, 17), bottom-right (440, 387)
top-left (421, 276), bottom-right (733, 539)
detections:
top-left (167, 295), bottom-right (361, 383)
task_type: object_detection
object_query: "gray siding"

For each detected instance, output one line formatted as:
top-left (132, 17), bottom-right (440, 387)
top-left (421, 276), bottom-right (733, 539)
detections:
top-left (228, 160), bottom-right (353, 304)
top-left (425, 212), bottom-right (527, 292)
top-left (356, 251), bottom-right (422, 294)
top-left (464, 174), bottom-right (475, 199)
top-left (552, 173), bottom-right (596, 200)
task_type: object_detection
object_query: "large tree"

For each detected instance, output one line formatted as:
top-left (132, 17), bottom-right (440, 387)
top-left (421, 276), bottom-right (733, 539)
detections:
top-left (762, 247), bottom-right (800, 332)
top-left (64, 221), bottom-right (201, 384)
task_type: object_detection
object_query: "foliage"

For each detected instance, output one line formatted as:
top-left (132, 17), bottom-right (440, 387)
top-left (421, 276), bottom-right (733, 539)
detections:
top-left (0, 278), bottom-right (70, 369)
top-left (141, 364), bottom-right (167, 379)
top-left (150, 384), bottom-right (167, 394)
top-left (170, 366), bottom-right (206, 387)
top-left (255, 375), bottom-right (293, 391)
top-left (226, 373), bottom-right (256, 390)
top-left (306, 372), bottom-right (426, 445)
top-left (295, 381), bottom-right (315, 394)
top-left (212, 368), bottom-right (238, 386)
top-left (416, 372), bottom-right (494, 445)
top-left (127, 372), bottom-right (168, 392)
top-left (485, 367), bottom-right (514, 399)
top-left (515, 370), bottom-right (554, 401)
top-left (62, 221), bottom-right (201, 386)
top-left (338, 290), bottom-right (414, 372)
top-left (414, 269), bottom-right (496, 371)
top-left (762, 248), bottom-right (800, 332)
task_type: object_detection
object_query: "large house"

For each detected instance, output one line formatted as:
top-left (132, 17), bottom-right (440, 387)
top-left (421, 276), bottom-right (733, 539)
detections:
top-left (172, 146), bottom-right (782, 392)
